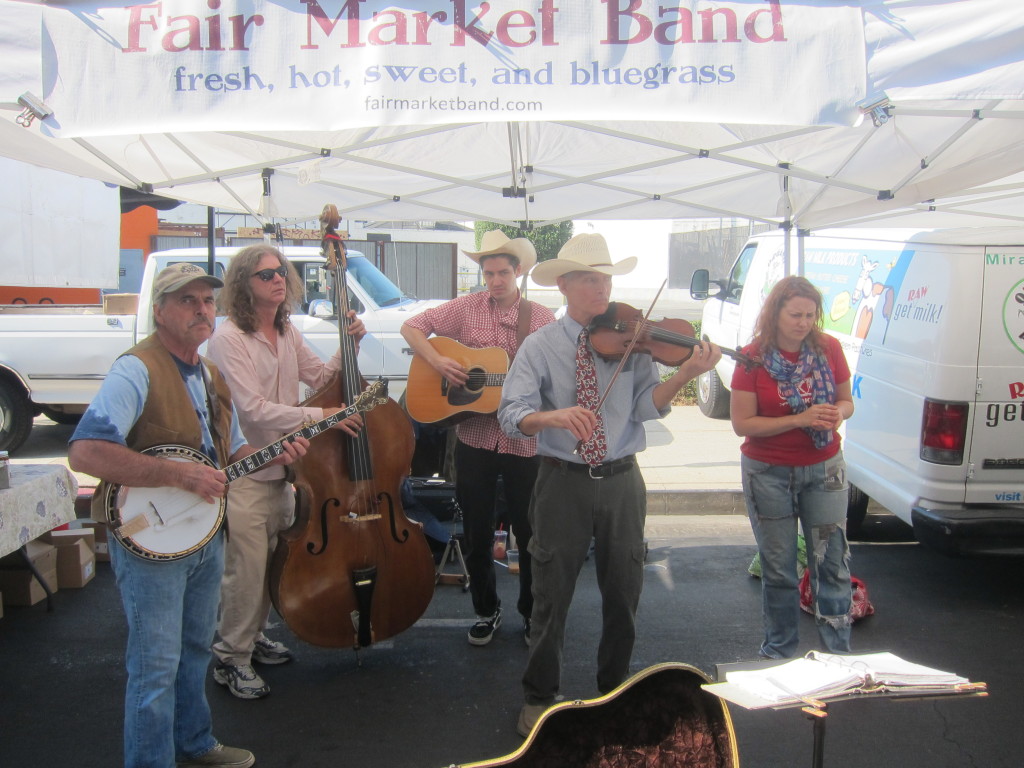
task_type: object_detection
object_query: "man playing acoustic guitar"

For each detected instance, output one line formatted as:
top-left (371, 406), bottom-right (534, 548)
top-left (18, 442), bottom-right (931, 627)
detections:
top-left (69, 263), bottom-right (309, 768)
top-left (401, 230), bottom-right (555, 647)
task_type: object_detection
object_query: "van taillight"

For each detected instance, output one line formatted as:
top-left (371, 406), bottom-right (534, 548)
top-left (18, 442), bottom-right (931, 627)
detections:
top-left (920, 399), bottom-right (969, 465)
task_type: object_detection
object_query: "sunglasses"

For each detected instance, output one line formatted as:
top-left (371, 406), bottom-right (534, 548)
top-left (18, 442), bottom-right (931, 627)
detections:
top-left (252, 266), bottom-right (288, 282)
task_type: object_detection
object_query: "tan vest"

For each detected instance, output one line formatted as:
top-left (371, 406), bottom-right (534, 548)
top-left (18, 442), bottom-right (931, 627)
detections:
top-left (91, 334), bottom-right (235, 521)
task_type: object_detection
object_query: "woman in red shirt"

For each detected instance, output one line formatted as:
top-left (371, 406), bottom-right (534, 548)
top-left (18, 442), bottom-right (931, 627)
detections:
top-left (731, 276), bottom-right (855, 659)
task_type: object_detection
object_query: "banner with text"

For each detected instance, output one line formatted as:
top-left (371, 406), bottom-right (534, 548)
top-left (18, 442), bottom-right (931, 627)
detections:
top-left (41, 1), bottom-right (865, 137)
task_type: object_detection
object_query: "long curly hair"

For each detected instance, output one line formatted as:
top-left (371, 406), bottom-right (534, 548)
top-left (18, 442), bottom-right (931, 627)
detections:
top-left (752, 275), bottom-right (826, 354)
top-left (218, 244), bottom-right (302, 334)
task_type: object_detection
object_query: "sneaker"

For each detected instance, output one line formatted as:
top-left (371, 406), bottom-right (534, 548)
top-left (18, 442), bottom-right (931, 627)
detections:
top-left (523, 618), bottom-right (532, 648)
top-left (177, 743), bottom-right (255, 767)
top-left (516, 703), bottom-right (547, 739)
top-left (467, 606), bottom-right (502, 646)
top-left (213, 663), bottom-right (270, 700)
top-left (252, 635), bottom-right (293, 665)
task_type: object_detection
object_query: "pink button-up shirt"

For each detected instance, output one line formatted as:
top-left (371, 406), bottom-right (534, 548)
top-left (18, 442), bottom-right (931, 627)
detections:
top-left (208, 318), bottom-right (341, 480)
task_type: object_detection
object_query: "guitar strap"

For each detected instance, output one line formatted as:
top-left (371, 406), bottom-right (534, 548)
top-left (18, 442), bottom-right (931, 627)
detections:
top-left (516, 297), bottom-right (533, 350)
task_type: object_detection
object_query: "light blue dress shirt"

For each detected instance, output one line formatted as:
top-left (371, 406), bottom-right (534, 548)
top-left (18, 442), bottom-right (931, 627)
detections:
top-left (498, 314), bottom-right (668, 462)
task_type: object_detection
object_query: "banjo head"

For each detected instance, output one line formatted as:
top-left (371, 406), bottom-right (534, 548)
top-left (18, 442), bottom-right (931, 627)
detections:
top-left (106, 445), bottom-right (226, 562)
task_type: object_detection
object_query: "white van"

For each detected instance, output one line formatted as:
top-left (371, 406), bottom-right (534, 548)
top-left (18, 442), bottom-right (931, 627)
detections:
top-left (690, 228), bottom-right (1024, 555)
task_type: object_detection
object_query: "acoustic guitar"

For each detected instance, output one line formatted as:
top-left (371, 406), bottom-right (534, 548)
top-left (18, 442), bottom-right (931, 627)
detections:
top-left (405, 337), bottom-right (509, 424)
top-left (104, 381), bottom-right (388, 562)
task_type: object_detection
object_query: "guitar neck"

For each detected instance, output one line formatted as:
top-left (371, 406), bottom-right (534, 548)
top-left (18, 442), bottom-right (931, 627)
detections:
top-left (222, 401), bottom-right (358, 482)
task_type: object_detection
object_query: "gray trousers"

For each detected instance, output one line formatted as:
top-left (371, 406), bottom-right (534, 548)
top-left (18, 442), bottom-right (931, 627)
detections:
top-left (522, 460), bottom-right (647, 705)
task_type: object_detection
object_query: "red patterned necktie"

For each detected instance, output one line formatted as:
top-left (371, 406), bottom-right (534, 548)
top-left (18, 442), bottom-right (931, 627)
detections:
top-left (576, 329), bottom-right (608, 466)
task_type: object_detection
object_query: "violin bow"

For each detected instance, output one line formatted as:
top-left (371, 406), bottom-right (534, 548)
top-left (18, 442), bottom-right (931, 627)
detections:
top-left (575, 279), bottom-right (668, 456)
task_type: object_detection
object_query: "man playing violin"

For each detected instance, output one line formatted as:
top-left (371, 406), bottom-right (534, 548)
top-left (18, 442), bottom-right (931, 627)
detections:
top-left (402, 230), bottom-right (555, 647)
top-left (497, 233), bottom-right (722, 738)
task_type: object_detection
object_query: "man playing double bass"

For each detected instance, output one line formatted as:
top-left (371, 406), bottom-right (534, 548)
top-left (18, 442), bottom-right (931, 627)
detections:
top-left (207, 244), bottom-right (364, 700)
top-left (401, 231), bottom-right (555, 647)
top-left (497, 233), bottom-right (722, 737)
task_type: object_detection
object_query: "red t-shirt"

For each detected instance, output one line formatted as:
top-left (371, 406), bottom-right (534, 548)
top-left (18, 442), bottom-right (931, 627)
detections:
top-left (730, 334), bottom-right (850, 466)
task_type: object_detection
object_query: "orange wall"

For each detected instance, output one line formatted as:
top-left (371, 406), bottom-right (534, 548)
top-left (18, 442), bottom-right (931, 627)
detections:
top-left (121, 205), bottom-right (158, 256)
top-left (0, 205), bottom-right (160, 305)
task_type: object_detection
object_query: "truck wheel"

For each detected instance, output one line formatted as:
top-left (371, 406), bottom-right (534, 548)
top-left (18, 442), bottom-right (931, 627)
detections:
top-left (0, 379), bottom-right (34, 454)
top-left (697, 368), bottom-right (730, 419)
top-left (41, 407), bottom-right (83, 426)
top-left (847, 484), bottom-right (869, 538)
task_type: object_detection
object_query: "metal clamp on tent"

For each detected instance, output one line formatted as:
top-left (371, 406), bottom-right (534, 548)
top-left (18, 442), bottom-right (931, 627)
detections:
top-left (858, 93), bottom-right (891, 127)
top-left (15, 92), bottom-right (51, 128)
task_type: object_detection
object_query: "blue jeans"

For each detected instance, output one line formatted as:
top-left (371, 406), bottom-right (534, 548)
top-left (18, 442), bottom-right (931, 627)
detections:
top-left (741, 453), bottom-right (852, 659)
top-left (111, 531), bottom-right (224, 768)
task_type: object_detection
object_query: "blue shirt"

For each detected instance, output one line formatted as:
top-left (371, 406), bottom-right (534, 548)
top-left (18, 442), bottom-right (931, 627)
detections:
top-left (71, 354), bottom-right (247, 466)
top-left (498, 314), bottom-right (667, 462)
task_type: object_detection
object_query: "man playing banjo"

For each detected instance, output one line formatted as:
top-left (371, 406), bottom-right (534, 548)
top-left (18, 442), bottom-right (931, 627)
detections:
top-left (69, 263), bottom-right (308, 768)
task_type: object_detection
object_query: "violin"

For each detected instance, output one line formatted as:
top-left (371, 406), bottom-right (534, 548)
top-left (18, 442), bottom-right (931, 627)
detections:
top-left (588, 302), bottom-right (759, 370)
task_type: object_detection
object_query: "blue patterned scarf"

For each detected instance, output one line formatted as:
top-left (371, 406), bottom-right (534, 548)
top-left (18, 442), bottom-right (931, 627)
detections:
top-left (762, 342), bottom-right (836, 450)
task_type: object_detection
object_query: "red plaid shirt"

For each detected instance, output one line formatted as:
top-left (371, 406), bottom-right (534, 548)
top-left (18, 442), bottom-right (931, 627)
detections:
top-left (405, 291), bottom-right (555, 456)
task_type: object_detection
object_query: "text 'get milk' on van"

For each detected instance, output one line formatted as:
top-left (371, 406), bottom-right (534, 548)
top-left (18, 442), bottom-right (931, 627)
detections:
top-left (690, 228), bottom-right (1024, 556)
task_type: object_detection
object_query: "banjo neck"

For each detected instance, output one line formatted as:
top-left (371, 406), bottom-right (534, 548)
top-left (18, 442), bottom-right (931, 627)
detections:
top-left (223, 382), bottom-right (385, 483)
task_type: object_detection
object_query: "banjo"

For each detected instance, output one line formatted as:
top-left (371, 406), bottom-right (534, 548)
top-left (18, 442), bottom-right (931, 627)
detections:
top-left (104, 380), bottom-right (389, 562)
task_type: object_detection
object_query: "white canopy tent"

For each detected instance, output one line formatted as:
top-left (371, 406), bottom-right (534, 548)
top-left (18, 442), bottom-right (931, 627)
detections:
top-left (0, 0), bottom-right (1022, 232)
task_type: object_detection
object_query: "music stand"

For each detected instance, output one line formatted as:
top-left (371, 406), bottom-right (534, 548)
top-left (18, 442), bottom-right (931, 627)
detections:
top-left (711, 657), bottom-right (988, 768)
top-left (435, 500), bottom-right (470, 592)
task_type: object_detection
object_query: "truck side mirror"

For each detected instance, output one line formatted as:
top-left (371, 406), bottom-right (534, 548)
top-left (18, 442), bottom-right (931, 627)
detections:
top-left (309, 299), bottom-right (336, 319)
top-left (690, 269), bottom-right (711, 300)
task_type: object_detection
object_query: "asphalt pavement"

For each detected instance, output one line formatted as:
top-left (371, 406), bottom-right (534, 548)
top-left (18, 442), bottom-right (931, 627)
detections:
top-left (2, 410), bottom-right (1022, 768)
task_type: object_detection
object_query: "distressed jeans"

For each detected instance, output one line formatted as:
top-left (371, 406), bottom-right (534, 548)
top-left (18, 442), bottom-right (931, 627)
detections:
top-left (111, 531), bottom-right (224, 767)
top-left (741, 452), bottom-right (852, 659)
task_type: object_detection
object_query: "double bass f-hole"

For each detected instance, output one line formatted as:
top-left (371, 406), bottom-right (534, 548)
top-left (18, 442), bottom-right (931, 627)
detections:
top-left (307, 491), bottom-right (408, 557)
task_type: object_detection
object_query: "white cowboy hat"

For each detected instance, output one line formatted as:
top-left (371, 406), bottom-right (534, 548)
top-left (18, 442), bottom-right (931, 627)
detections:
top-left (530, 233), bottom-right (637, 287)
top-left (462, 230), bottom-right (537, 273)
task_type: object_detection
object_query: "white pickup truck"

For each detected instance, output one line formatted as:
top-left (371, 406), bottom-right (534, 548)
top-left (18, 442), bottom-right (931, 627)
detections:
top-left (0, 246), bottom-right (445, 453)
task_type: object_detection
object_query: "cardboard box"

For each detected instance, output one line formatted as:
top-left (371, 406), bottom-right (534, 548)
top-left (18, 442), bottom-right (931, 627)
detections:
top-left (0, 540), bottom-right (59, 605)
top-left (45, 528), bottom-right (96, 549)
top-left (0, 539), bottom-right (58, 573)
top-left (77, 521), bottom-right (111, 562)
top-left (55, 539), bottom-right (96, 588)
top-left (0, 566), bottom-right (58, 606)
top-left (102, 293), bottom-right (139, 315)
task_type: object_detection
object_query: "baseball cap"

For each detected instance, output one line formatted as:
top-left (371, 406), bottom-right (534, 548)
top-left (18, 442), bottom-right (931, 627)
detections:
top-left (153, 263), bottom-right (223, 300)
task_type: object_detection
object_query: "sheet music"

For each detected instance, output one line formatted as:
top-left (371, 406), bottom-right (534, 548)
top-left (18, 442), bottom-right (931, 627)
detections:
top-left (702, 652), bottom-right (977, 710)
top-left (806, 651), bottom-right (969, 688)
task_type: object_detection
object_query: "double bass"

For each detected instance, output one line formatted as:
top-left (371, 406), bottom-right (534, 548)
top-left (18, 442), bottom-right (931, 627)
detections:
top-left (269, 205), bottom-right (435, 649)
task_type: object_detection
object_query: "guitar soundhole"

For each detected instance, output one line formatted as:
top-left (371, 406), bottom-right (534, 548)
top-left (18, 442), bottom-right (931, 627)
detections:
top-left (447, 367), bottom-right (485, 407)
top-left (464, 366), bottom-right (486, 393)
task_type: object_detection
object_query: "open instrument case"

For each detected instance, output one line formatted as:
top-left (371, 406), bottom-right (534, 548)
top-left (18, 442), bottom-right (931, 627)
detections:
top-left (453, 663), bottom-right (739, 768)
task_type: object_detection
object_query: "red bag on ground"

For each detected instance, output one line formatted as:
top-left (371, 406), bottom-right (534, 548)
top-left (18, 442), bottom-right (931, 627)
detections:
top-left (799, 571), bottom-right (875, 621)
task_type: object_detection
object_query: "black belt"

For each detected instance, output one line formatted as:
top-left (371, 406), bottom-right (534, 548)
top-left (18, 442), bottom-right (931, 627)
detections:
top-left (543, 455), bottom-right (636, 480)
